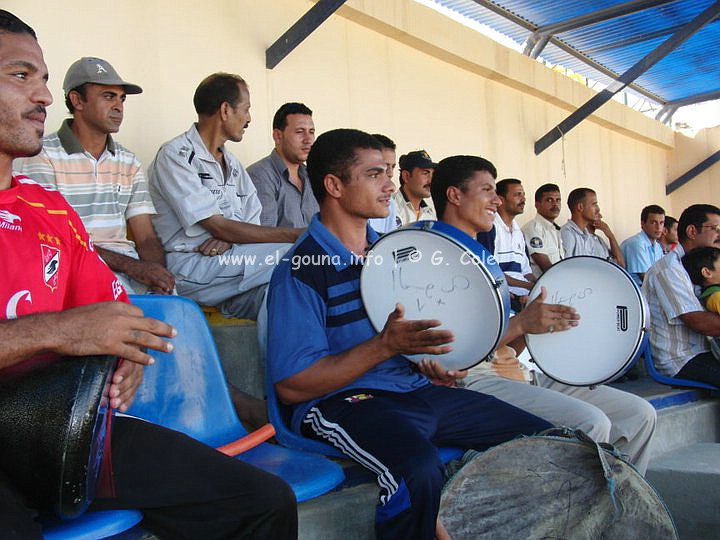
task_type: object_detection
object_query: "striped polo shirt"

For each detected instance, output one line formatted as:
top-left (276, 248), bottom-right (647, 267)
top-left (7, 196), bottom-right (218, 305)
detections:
top-left (14, 119), bottom-right (155, 256)
top-left (266, 214), bottom-right (428, 432)
top-left (643, 244), bottom-right (710, 376)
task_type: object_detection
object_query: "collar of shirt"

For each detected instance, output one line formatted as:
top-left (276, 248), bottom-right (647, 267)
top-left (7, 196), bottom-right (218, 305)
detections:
top-left (57, 118), bottom-right (117, 156)
top-left (399, 186), bottom-right (429, 208)
top-left (535, 213), bottom-right (561, 231)
top-left (269, 148), bottom-right (308, 184)
top-left (307, 214), bottom-right (380, 272)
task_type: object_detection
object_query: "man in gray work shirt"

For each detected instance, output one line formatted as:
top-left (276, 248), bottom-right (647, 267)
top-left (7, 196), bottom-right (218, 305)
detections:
top-left (247, 102), bottom-right (318, 227)
top-left (148, 73), bottom-right (301, 319)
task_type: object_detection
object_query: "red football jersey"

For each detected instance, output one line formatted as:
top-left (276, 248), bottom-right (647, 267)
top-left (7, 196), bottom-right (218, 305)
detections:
top-left (0, 175), bottom-right (128, 321)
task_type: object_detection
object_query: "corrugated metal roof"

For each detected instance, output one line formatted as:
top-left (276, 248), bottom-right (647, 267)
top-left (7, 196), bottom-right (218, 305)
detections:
top-left (432, 0), bottom-right (720, 107)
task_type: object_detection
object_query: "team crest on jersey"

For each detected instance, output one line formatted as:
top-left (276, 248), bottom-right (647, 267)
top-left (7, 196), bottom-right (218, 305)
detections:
top-left (112, 279), bottom-right (124, 300)
top-left (41, 244), bottom-right (61, 292)
top-left (529, 236), bottom-right (543, 248)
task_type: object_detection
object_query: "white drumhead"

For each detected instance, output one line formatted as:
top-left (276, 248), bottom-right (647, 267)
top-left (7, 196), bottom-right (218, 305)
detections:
top-left (525, 256), bottom-right (646, 386)
top-left (361, 228), bottom-right (505, 371)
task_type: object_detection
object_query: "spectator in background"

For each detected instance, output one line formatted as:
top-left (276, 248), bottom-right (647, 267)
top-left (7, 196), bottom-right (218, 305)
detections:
top-left (493, 178), bottom-right (535, 307)
top-left (148, 73), bottom-right (300, 319)
top-left (522, 183), bottom-right (563, 277)
top-left (392, 150), bottom-right (436, 226)
top-left (247, 102), bottom-right (318, 227)
top-left (561, 187), bottom-right (625, 267)
top-left (368, 134), bottom-right (399, 233)
top-left (15, 57), bottom-right (175, 295)
top-left (660, 215), bottom-right (679, 254)
top-left (621, 204), bottom-right (665, 286)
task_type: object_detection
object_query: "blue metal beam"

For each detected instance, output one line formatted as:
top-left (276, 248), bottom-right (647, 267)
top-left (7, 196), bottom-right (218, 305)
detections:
top-left (666, 150), bottom-right (720, 195)
top-left (266, 0), bottom-right (347, 70)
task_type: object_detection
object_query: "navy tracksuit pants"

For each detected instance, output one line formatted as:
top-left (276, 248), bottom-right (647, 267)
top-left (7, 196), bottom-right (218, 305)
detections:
top-left (301, 384), bottom-right (552, 540)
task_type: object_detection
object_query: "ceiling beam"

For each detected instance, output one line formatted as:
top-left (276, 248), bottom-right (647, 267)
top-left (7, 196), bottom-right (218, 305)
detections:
top-left (666, 150), bottom-right (720, 194)
top-left (534, 1), bottom-right (720, 155)
top-left (266, 0), bottom-right (347, 69)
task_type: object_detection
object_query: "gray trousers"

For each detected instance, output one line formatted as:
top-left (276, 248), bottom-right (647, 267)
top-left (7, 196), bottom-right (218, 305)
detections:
top-left (462, 372), bottom-right (657, 475)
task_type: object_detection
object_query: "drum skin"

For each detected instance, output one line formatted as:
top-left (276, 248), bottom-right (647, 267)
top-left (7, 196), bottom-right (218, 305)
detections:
top-left (0, 355), bottom-right (115, 518)
top-left (525, 256), bottom-right (647, 386)
top-left (439, 435), bottom-right (678, 539)
top-left (361, 220), bottom-right (510, 371)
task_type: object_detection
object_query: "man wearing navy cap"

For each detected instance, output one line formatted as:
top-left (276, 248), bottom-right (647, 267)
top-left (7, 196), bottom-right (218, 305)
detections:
top-left (15, 57), bottom-right (175, 295)
top-left (392, 149), bottom-right (437, 226)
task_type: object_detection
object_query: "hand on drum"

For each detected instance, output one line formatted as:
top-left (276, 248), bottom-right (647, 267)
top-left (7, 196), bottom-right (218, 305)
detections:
top-left (418, 359), bottom-right (467, 386)
top-left (53, 301), bottom-right (176, 365)
top-left (515, 286), bottom-right (580, 335)
top-left (379, 303), bottom-right (455, 357)
top-left (108, 360), bottom-right (144, 412)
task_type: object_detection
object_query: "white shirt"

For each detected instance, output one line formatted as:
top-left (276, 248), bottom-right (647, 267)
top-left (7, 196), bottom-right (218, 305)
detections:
top-left (522, 214), bottom-right (563, 277)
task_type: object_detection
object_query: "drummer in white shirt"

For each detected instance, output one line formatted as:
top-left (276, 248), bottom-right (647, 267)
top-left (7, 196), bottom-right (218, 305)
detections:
top-left (422, 157), bottom-right (657, 475)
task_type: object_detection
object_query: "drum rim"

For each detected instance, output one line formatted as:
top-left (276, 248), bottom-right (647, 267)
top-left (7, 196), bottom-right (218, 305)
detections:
top-left (525, 255), bottom-right (647, 386)
top-left (360, 221), bottom-right (508, 370)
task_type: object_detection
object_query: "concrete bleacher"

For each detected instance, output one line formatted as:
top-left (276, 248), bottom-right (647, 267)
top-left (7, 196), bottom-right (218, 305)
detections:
top-left (137, 318), bottom-right (720, 540)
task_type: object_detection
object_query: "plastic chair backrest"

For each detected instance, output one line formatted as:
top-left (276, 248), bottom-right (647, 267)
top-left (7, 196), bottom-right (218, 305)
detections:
top-left (642, 335), bottom-right (719, 392)
top-left (127, 295), bottom-right (250, 447)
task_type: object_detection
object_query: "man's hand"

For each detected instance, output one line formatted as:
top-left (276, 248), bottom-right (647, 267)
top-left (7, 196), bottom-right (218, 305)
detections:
top-left (127, 259), bottom-right (176, 294)
top-left (108, 360), bottom-right (144, 412)
top-left (378, 303), bottom-right (454, 357)
top-left (418, 358), bottom-right (467, 386)
top-left (51, 302), bottom-right (175, 365)
top-left (197, 237), bottom-right (232, 257)
top-left (515, 287), bottom-right (580, 335)
top-left (593, 219), bottom-right (613, 237)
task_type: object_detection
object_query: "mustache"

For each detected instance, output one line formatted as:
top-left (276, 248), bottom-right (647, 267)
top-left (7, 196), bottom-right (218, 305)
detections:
top-left (23, 105), bottom-right (47, 121)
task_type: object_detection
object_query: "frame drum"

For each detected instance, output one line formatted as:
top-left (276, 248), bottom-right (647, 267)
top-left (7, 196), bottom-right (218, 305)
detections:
top-left (0, 355), bottom-right (116, 518)
top-left (525, 256), bottom-right (647, 386)
top-left (361, 220), bottom-right (509, 371)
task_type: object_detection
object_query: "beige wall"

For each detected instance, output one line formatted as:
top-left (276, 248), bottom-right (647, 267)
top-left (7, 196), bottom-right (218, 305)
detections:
top-left (7, 0), bottom-right (718, 241)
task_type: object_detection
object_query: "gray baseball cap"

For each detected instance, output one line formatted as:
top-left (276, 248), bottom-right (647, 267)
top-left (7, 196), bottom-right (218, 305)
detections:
top-left (62, 57), bottom-right (143, 95)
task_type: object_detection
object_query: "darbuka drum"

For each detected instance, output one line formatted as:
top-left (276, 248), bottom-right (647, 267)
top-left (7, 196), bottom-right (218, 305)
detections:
top-left (0, 355), bottom-right (116, 518)
top-left (361, 220), bottom-right (509, 371)
top-left (439, 430), bottom-right (677, 539)
top-left (525, 256), bottom-right (647, 386)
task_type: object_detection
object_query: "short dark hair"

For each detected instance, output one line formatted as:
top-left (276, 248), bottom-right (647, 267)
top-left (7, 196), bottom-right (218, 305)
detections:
top-left (567, 187), bottom-right (595, 212)
top-left (193, 73), bottom-right (247, 116)
top-left (682, 246), bottom-right (720, 287)
top-left (65, 84), bottom-right (88, 114)
top-left (535, 183), bottom-right (560, 202)
top-left (496, 178), bottom-right (521, 198)
top-left (431, 155), bottom-right (497, 220)
top-left (678, 204), bottom-right (720, 242)
top-left (371, 134), bottom-right (396, 151)
top-left (641, 204), bottom-right (665, 222)
top-left (0, 10), bottom-right (36, 39)
top-left (272, 102), bottom-right (312, 130)
top-left (306, 129), bottom-right (382, 204)
top-left (664, 216), bottom-right (678, 230)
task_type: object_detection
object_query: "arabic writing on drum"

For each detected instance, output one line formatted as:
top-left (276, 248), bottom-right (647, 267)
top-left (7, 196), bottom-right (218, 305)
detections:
top-left (548, 287), bottom-right (593, 307)
top-left (392, 265), bottom-right (471, 312)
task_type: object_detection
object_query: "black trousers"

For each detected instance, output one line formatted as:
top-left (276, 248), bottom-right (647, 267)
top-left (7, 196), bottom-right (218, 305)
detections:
top-left (676, 351), bottom-right (720, 387)
top-left (0, 417), bottom-right (297, 539)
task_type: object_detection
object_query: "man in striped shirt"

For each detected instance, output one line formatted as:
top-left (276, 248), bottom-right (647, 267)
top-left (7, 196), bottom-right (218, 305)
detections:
top-left (14, 57), bottom-right (175, 294)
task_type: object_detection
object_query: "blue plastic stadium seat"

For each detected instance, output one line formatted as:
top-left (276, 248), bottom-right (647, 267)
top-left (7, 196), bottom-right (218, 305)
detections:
top-left (264, 346), bottom-right (464, 464)
top-left (641, 335), bottom-right (719, 392)
top-left (126, 295), bottom-right (344, 503)
top-left (42, 509), bottom-right (142, 540)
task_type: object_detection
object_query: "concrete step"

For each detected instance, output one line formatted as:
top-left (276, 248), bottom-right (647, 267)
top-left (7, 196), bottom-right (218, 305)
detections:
top-left (646, 443), bottom-right (720, 540)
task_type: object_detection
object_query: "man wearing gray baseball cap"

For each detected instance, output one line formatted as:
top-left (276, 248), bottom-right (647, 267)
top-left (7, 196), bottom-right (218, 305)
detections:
top-left (16, 57), bottom-right (175, 295)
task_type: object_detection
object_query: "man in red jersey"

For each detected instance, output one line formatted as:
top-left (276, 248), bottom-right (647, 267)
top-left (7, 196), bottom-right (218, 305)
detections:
top-left (0, 10), bottom-right (296, 539)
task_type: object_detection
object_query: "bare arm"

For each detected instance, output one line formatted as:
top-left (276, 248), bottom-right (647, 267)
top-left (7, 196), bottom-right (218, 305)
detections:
top-left (96, 247), bottom-right (175, 294)
top-left (128, 214), bottom-right (166, 266)
top-left (0, 301), bottom-right (175, 370)
top-left (504, 274), bottom-right (533, 291)
top-left (594, 220), bottom-right (625, 267)
top-left (276, 304), bottom-right (454, 404)
top-left (200, 214), bottom-right (302, 244)
top-left (679, 311), bottom-right (720, 337)
top-left (530, 252), bottom-right (553, 273)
